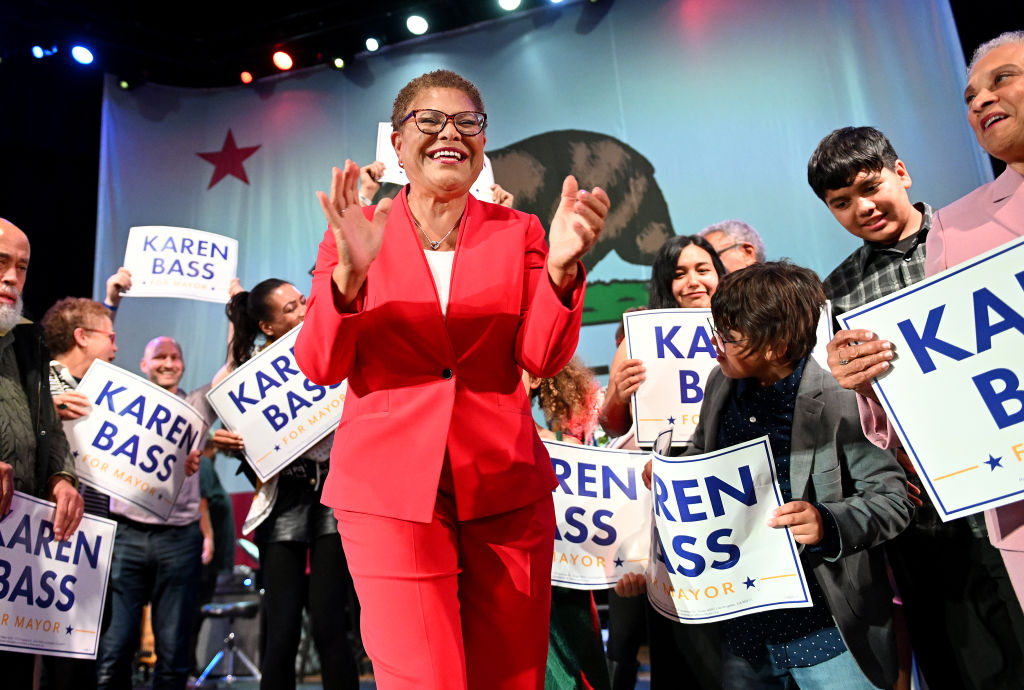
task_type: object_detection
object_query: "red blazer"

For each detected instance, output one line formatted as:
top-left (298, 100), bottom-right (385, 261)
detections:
top-left (296, 188), bottom-right (586, 522)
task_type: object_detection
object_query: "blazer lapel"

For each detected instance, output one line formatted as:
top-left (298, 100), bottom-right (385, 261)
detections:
top-left (790, 359), bottom-right (825, 501)
top-left (700, 371), bottom-right (736, 452)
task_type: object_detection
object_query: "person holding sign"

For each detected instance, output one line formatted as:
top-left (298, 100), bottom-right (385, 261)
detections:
top-left (0, 218), bottom-right (86, 686)
top-left (211, 278), bottom-right (360, 690)
top-left (599, 234), bottom-right (726, 438)
top-left (830, 31), bottom-right (1024, 628)
top-left (296, 69), bottom-right (609, 689)
top-left (523, 359), bottom-right (610, 690)
top-left (669, 261), bottom-right (911, 689)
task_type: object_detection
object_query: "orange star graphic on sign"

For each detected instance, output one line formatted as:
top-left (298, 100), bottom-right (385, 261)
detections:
top-left (197, 129), bottom-right (261, 189)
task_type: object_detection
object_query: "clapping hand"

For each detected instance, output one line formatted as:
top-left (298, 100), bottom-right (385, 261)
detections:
top-left (316, 160), bottom-right (393, 305)
top-left (546, 176), bottom-right (610, 292)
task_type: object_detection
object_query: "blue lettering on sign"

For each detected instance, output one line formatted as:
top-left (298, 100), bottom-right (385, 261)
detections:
top-left (151, 258), bottom-right (216, 279)
top-left (897, 273), bottom-right (1024, 374)
top-left (551, 457), bottom-right (638, 500)
top-left (654, 325), bottom-right (717, 359)
top-left (679, 370), bottom-right (704, 403)
top-left (554, 506), bottom-right (619, 546)
top-left (143, 235), bottom-right (230, 260)
top-left (973, 368), bottom-right (1024, 429)
top-left (653, 526), bottom-right (742, 578)
top-left (653, 465), bottom-right (756, 523)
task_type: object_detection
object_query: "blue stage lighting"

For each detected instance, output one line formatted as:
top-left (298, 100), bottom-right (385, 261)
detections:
top-left (71, 46), bottom-right (94, 64)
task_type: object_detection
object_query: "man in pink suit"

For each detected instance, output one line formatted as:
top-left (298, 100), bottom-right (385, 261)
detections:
top-left (829, 31), bottom-right (1024, 616)
top-left (295, 70), bottom-right (610, 689)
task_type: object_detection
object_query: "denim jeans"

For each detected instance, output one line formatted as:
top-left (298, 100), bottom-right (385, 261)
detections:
top-left (721, 646), bottom-right (876, 690)
top-left (97, 519), bottom-right (203, 690)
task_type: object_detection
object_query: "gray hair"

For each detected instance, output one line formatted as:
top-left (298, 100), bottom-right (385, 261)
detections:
top-left (699, 219), bottom-right (766, 263)
top-left (969, 31), bottom-right (1024, 74)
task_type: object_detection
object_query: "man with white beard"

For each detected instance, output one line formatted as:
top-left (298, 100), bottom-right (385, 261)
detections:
top-left (0, 218), bottom-right (85, 685)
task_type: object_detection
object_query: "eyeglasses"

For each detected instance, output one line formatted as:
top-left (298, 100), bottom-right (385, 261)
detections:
top-left (706, 318), bottom-right (746, 350)
top-left (82, 327), bottom-right (116, 344)
top-left (714, 242), bottom-right (742, 257)
top-left (400, 109), bottom-right (487, 136)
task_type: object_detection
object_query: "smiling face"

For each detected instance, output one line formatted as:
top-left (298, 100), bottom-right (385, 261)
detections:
top-left (259, 283), bottom-right (306, 341)
top-left (672, 244), bottom-right (719, 308)
top-left (822, 162), bottom-right (919, 244)
top-left (392, 87), bottom-right (486, 200)
top-left (965, 41), bottom-right (1024, 171)
top-left (141, 336), bottom-right (183, 392)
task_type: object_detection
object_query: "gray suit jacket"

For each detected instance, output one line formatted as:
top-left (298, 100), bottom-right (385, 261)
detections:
top-left (685, 358), bottom-right (913, 688)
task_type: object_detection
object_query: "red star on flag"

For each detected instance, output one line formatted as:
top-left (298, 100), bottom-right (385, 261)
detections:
top-left (197, 129), bottom-right (261, 189)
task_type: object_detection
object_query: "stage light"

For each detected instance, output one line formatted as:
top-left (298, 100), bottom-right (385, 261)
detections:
top-left (71, 46), bottom-right (94, 65)
top-left (118, 78), bottom-right (132, 90)
top-left (550, 0), bottom-right (565, 3)
top-left (31, 45), bottom-right (57, 59)
top-left (498, 0), bottom-right (521, 10)
top-left (273, 50), bottom-right (293, 71)
top-left (331, 57), bottom-right (346, 70)
top-left (407, 15), bottom-right (428, 35)
top-left (240, 71), bottom-right (253, 84)
top-left (365, 37), bottom-right (380, 52)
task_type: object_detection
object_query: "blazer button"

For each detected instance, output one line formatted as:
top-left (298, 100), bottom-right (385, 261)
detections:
top-left (442, 368), bottom-right (453, 379)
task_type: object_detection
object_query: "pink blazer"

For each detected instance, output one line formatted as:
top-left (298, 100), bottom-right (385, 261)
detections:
top-left (295, 188), bottom-right (585, 523)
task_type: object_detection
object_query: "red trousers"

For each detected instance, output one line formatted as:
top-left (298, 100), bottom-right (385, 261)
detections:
top-left (336, 490), bottom-right (555, 690)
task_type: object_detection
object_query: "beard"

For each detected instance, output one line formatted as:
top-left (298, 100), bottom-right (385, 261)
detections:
top-left (0, 289), bottom-right (24, 333)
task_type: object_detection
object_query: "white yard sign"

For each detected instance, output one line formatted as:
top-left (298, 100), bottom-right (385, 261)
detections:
top-left (63, 361), bottom-right (206, 520)
top-left (646, 438), bottom-right (812, 623)
top-left (123, 226), bottom-right (238, 303)
top-left (206, 323), bottom-right (346, 482)
top-left (0, 492), bottom-right (116, 659)
top-left (547, 441), bottom-right (651, 589)
top-left (840, 237), bottom-right (1024, 520)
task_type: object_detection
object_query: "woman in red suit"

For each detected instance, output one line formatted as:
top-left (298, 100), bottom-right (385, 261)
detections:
top-left (295, 70), bottom-right (610, 690)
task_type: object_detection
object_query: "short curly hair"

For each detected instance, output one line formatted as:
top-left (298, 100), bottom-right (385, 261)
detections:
top-left (391, 69), bottom-right (486, 131)
top-left (711, 261), bottom-right (825, 367)
top-left (42, 297), bottom-right (112, 356)
top-left (529, 356), bottom-right (598, 439)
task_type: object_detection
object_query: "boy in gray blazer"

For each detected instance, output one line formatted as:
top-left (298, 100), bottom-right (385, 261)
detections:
top-left (699, 261), bottom-right (913, 689)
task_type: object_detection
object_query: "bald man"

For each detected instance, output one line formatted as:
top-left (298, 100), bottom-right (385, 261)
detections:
top-left (97, 335), bottom-right (205, 690)
top-left (0, 218), bottom-right (85, 684)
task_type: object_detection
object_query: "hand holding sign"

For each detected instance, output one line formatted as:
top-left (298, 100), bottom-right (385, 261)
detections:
top-left (54, 391), bottom-right (91, 420)
top-left (49, 477), bottom-right (85, 541)
top-left (316, 160), bottom-right (393, 305)
top-left (105, 267), bottom-right (132, 308)
top-left (827, 329), bottom-right (893, 401)
top-left (767, 501), bottom-right (824, 545)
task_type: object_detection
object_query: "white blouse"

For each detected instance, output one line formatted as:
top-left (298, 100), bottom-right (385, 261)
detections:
top-left (423, 249), bottom-right (455, 317)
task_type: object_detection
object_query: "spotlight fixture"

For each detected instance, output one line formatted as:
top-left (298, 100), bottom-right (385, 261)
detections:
top-left (31, 45), bottom-right (58, 59)
top-left (498, 0), bottom-right (522, 10)
top-left (331, 57), bottom-right (346, 70)
top-left (240, 71), bottom-right (254, 84)
top-left (406, 15), bottom-right (428, 35)
top-left (365, 37), bottom-right (380, 52)
top-left (71, 46), bottom-right (94, 65)
top-left (117, 78), bottom-right (133, 90)
top-left (272, 50), bottom-right (293, 71)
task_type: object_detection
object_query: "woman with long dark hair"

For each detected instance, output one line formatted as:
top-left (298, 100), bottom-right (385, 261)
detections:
top-left (598, 234), bottom-right (726, 437)
top-left (212, 278), bottom-right (359, 690)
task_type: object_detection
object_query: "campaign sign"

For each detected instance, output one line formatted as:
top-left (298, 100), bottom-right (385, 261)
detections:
top-left (206, 323), bottom-right (346, 482)
top-left (63, 360), bottom-right (206, 520)
top-left (625, 307), bottom-right (833, 448)
top-left (646, 437), bottom-right (811, 623)
top-left (0, 492), bottom-right (115, 659)
top-left (547, 441), bottom-right (651, 589)
top-left (624, 309), bottom-right (717, 447)
top-left (839, 237), bottom-right (1024, 520)
top-left (123, 226), bottom-right (238, 303)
